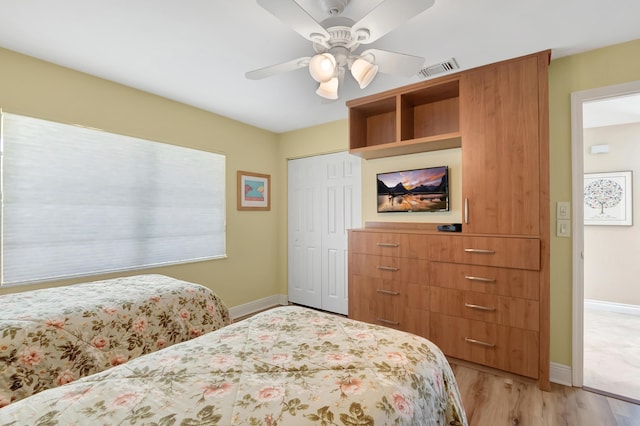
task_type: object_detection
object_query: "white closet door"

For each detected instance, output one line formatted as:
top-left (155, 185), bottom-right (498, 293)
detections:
top-left (288, 156), bottom-right (323, 309)
top-left (288, 152), bottom-right (361, 315)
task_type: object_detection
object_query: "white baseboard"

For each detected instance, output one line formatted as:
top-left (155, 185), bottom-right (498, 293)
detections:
top-left (584, 299), bottom-right (640, 316)
top-left (228, 294), bottom-right (288, 320)
top-left (550, 362), bottom-right (572, 387)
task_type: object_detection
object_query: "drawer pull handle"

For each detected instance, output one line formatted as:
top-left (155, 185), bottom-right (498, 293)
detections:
top-left (465, 303), bottom-right (496, 312)
top-left (464, 198), bottom-right (469, 224)
top-left (376, 242), bottom-right (400, 248)
top-left (465, 337), bottom-right (496, 348)
top-left (464, 248), bottom-right (496, 254)
top-left (464, 275), bottom-right (496, 283)
top-left (377, 266), bottom-right (399, 271)
top-left (376, 318), bottom-right (400, 325)
top-left (376, 289), bottom-right (400, 296)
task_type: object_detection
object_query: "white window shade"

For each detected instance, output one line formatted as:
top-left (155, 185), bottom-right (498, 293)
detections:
top-left (1, 112), bottom-right (226, 286)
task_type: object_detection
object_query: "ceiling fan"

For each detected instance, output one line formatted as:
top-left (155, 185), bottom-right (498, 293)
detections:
top-left (246, 0), bottom-right (435, 100)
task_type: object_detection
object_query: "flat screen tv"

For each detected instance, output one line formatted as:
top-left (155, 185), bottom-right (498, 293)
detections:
top-left (377, 165), bottom-right (449, 213)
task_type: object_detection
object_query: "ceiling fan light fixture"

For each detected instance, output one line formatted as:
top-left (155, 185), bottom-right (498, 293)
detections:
top-left (351, 57), bottom-right (378, 89)
top-left (316, 77), bottom-right (339, 99)
top-left (309, 53), bottom-right (337, 83)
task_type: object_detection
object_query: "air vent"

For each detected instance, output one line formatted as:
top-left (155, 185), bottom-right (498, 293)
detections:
top-left (418, 58), bottom-right (459, 78)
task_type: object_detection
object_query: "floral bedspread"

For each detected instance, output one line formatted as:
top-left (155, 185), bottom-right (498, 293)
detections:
top-left (0, 306), bottom-right (467, 425)
top-left (0, 274), bottom-right (230, 407)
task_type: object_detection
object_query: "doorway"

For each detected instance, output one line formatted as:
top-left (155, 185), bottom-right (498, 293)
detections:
top-left (571, 81), bottom-right (640, 403)
top-left (287, 151), bottom-right (361, 315)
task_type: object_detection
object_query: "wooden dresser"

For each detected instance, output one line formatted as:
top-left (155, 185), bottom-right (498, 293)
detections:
top-left (348, 231), bottom-right (429, 337)
top-left (348, 228), bottom-right (543, 380)
top-left (428, 235), bottom-right (541, 379)
top-left (346, 50), bottom-right (550, 389)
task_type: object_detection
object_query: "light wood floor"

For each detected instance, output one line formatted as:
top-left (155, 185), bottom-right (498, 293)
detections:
top-left (450, 359), bottom-right (640, 426)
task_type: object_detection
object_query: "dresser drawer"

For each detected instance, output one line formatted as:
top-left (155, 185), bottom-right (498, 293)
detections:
top-left (349, 231), bottom-right (428, 259)
top-left (348, 275), bottom-right (429, 336)
top-left (350, 253), bottom-right (428, 284)
top-left (428, 235), bottom-right (540, 270)
top-left (375, 299), bottom-right (430, 338)
top-left (430, 287), bottom-right (539, 330)
top-left (430, 262), bottom-right (539, 300)
top-left (430, 313), bottom-right (539, 378)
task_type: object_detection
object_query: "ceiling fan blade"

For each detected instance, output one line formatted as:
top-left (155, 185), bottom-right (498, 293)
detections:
top-left (360, 49), bottom-right (424, 77)
top-left (245, 57), bottom-right (311, 80)
top-left (257, 0), bottom-right (330, 44)
top-left (352, 0), bottom-right (435, 44)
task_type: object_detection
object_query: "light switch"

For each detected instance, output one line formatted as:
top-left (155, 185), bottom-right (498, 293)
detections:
top-left (557, 202), bottom-right (571, 220)
top-left (557, 219), bottom-right (571, 237)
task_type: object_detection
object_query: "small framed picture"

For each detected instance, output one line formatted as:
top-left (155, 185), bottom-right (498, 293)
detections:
top-left (237, 170), bottom-right (270, 211)
top-left (584, 171), bottom-right (632, 225)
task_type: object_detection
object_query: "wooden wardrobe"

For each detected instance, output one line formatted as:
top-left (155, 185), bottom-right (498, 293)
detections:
top-left (346, 50), bottom-right (550, 390)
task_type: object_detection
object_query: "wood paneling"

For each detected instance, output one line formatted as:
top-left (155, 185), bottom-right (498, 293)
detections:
top-left (460, 55), bottom-right (542, 236)
top-left (430, 286), bottom-right (539, 330)
top-left (432, 313), bottom-right (539, 379)
top-left (430, 261), bottom-right (539, 300)
top-left (429, 235), bottom-right (540, 270)
top-left (406, 97), bottom-right (459, 140)
top-left (349, 253), bottom-right (428, 283)
top-left (349, 231), bottom-right (429, 259)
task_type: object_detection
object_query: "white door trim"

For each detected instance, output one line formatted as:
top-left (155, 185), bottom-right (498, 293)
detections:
top-left (570, 80), bottom-right (640, 387)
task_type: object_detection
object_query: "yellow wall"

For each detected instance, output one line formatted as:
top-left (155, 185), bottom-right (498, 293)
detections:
top-left (547, 38), bottom-right (640, 365)
top-left (3, 38), bottom-right (640, 367)
top-left (0, 47), bottom-right (281, 308)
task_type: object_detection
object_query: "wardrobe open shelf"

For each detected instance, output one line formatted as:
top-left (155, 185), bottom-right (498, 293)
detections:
top-left (347, 77), bottom-right (460, 159)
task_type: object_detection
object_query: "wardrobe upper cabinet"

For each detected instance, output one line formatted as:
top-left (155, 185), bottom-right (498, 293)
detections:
top-left (459, 52), bottom-right (549, 236)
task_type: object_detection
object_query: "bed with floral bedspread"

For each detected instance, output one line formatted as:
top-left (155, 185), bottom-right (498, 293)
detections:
top-left (0, 274), bottom-right (230, 408)
top-left (0, 306), bottom-right (467, 425)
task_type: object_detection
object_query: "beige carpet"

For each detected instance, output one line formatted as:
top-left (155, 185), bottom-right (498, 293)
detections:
top-left (583, 304), bottom-right (640, 403)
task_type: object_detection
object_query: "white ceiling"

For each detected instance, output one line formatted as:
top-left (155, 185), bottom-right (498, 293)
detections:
top-left (583, 93), bottom-right (640, 128)
top-left (1, 0), bottom-right (640, 133)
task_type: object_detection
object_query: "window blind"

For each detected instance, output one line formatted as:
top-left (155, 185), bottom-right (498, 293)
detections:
top-left (0, 112), bottom-right (226, 286)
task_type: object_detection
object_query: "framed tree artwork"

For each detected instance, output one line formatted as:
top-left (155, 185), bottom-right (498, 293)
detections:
top-left (584, 171), bottom-right (632, 225)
